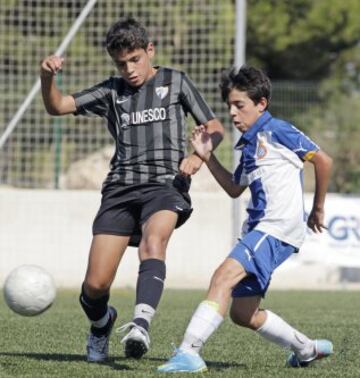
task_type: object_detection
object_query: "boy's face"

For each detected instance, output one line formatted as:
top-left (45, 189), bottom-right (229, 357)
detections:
top-left (227, 88), bottom-right (267, 133)
top-left (111, 43), bottom-right (155, 87)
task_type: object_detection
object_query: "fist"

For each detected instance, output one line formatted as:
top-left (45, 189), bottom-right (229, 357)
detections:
top-left (40, 55), bottom-right (64, 77)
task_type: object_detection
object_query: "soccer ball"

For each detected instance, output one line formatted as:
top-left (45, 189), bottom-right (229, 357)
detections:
top-left (3, 265), bottom-right (56, 316)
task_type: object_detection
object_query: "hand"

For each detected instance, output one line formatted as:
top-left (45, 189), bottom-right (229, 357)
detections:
top-left (179, 154), bottom-right (203, 176)
top-left (307, 207), bottom-right (326, 233)
top-left (190, 125), bottom-right (213, 162)
top-left (40, 55), bottom-right (64, 78)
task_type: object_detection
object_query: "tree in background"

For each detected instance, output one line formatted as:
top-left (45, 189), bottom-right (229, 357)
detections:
top-left (246, 0), bottom-right (360, 80)
top-left (307, 47), bottom-right (360, 193)
top-left (246, 0), bottom-right (360, 192)
top-left (1, 0), bottom-right (359, 192)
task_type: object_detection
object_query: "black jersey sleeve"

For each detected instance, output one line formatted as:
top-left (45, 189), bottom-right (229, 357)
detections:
top-left (72, 78), bottom-right (113, 118)
top-left (179, 73), bottom-right (215, 125)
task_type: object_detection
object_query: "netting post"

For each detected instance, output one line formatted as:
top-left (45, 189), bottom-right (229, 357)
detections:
top-left (233, 0), bottom-right (247, 244)
top-left (53, 73), bottom-right (63, 189)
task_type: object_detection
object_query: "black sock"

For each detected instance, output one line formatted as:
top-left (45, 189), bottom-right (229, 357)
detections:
top-left (133, 259), bottom-right (166, 330)
top-left (79, 284), bottom-right (111, 336)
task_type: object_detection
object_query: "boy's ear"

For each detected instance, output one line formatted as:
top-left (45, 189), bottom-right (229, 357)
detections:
top-left (146, 42), bottom-right (155, 58)
top-left (259, 97), bottom-right (268, 112)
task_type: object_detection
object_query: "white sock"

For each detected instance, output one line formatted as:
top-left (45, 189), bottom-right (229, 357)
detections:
top-left (134, 303), bottom-right (155, 326)
top-left (180, 301), bottom-right (223, 354)
top-left (257, 310), bottom-right (315, 361)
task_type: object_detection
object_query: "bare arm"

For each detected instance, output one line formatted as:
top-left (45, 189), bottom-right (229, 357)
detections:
top-left (206, 153), bottom-right (247, 198)
top-left (179, 118), bottom-right (224, 176)
top-left (307, 150), bottom-right (333, 232)
top-left (40, 55), bottom-right (76, 115)
top-left (203, 118), bottom-right (225, 151)
top-left (190, 126), bottom-right (246, 198)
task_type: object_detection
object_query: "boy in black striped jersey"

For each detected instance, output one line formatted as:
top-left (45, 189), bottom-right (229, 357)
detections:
top-left (40, 18), bottom-right (224, 362)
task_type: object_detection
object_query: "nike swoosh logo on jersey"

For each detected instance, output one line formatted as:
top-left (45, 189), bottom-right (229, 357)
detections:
top-left (116, 97), bottom-right (129, 104)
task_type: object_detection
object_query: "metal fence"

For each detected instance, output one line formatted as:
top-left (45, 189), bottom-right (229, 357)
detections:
top-left (0, 0), bottom-right (320, 189)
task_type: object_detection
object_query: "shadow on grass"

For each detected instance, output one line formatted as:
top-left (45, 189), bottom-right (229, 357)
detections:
top-left (145, 356), bottom-right (247, 370)
top-left (0, 352), bottom-right (247, 372)
top-left (206, 360), bottom-right (247, 370)
top-left (0, 352), bottom-right (131, 371)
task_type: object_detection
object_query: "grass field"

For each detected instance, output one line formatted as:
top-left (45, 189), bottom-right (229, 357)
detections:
top-left (0, 289), bottom-right (359, 377)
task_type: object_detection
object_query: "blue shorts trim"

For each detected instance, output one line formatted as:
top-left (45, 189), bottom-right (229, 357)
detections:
top-left (228, 230), bottom-right (296, 297)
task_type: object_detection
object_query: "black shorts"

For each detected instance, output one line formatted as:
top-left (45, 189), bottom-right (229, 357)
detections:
top-left (92, 178), bottom-right (192, 247)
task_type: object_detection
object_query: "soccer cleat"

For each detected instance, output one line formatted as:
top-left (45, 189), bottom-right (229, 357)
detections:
top-left (117, 322), bottom-right (150, 359)
top-left (157, 348), bottom-right (207, 373)
top-left (286, 339), bottom-right (333, 368)
top-left (86, 306), bottom-right (117, 363)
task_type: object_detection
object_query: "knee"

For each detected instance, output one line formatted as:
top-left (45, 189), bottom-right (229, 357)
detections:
top-left (83, 279), bottom-right (110, 298)
top-left (139, 235), bottom-right (168, 259)
top-left (209, 266), bottom-right (233, 293)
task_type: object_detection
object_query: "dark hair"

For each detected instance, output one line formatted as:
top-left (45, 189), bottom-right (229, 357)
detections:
top-left (105, 18), bottom-right (149, 55)
top-left (220, 66), bottom-right (271, 108)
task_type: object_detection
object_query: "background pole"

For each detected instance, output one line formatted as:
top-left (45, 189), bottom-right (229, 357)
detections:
top-left (232, 0), bottom-right (247, 244)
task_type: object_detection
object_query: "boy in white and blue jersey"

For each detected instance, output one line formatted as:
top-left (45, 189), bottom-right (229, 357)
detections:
top-left (233, 112), bottom-right (318, 251)
top-left (159, 66), bottom-right (333, 373)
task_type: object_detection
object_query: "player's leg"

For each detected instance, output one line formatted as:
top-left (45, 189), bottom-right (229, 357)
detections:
top-left (179, 257), bottom-right (247, 352)
top-left (81, 234), bottom-right (130, 362)
top-left (230, 297), bottom-right (333, 367)
top-left (158, 257), bottom-right (247, 373)
top-left (82, 184), bottom-right (140, 361)
top-left (231, 295), bottom-right (315, 353)
top-left (137, 209), bottom-right (178, 326)
top-left (229, 234), bottom-right (333, 367)
top-left (120, 183), bottom-right (192, 359)
top-left (158, 230), bottom-right (292, 373)
top-left (120, 209), bottom-right (178, 358)
top-left (169, 231), bottom-right (275, 364)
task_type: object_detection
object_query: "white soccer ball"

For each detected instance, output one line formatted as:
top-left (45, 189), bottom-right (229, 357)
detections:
top-left (3, 265), bottom-right (56, 316)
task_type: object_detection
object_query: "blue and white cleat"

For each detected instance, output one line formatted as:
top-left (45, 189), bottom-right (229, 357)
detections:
top-left (87, 306), bottom-right (117, 362)
top-left (157, 348), bottom-right (207, 373)
top-left (287, 339), bottom-right (333, 368)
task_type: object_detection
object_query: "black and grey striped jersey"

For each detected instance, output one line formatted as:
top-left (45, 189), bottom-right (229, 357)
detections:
top-left (73, 66), bottom-right (215, 187)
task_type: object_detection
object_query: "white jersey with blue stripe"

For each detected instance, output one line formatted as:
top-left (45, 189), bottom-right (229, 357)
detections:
top-left (233, 111), bottom-right (319, 248)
